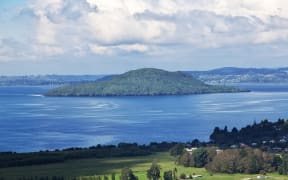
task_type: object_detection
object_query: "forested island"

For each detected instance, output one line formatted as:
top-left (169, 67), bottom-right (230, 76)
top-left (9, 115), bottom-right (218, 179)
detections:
top-left (45, 68), bottom-right (244, 96)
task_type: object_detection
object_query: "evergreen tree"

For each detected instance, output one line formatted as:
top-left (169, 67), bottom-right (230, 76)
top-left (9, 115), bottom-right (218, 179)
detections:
top-left (111, 173), bottom-right (116, 180)
top-left (179, 152), bottom-right (192, 167)
top-left (173, 168), bottom-right (177, 180)
top-left (169, 144), bottom-right (184, 157)
top-left (121, 167), bottom-right (138, 180)
top-left (147, 162), bottom-right (161, 180)
top-left (163, 170), bottom-right (173, 180)
top-left (192, 148), bottom-right (209, 168)
top-left (279, 154), bottom-right (288, 175)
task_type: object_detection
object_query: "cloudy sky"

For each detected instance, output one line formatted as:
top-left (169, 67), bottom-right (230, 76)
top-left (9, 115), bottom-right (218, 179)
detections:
top-left (1, 0), bottom-right (288, 75)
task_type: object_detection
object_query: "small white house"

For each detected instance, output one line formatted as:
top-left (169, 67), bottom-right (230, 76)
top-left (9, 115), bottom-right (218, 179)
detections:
top-left (216, 149), bottom-right (223, 155)
top-left (251, 143), bottom-right (257, 146)
top-left (192, 175), bottom-right (203, 178)
top-left (230, 144), bottom-right (238, 148)
top-left (269, 140), bottom-right (275, 144)
top-left (185, 147), bottom-right (197, 154)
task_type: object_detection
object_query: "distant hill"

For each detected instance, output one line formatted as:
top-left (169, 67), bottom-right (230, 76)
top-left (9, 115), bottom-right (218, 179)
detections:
top-left (45, 68), bottom-right (244, 96)
top-left (0, 75), bottom-right (105, 86)
top-left (186, 67), bottom-right (288, 84)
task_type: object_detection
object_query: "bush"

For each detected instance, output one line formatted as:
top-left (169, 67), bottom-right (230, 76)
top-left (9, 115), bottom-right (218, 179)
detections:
top-left (179, 173), bottom-right (186, 179)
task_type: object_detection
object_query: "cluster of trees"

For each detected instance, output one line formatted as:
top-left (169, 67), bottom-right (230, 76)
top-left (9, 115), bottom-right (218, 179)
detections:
top-left (78, 175), bottom-right (113, 180)
top-left (0, 176), bottom-right (66, 180)
top-left (205, 148), bottom-right (280, 174)
top-left (175, 144), bottom-right (288, 175)
top-left (0, 142), bottom-right (177, 168)
top-left (210, 119), bottom-right (288, 146)
top-left (178, 148), bottom-right (209, 168)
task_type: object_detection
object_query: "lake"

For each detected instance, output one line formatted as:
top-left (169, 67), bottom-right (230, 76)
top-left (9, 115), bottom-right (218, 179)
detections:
top-left (0, 84), bottom-right (288, 152)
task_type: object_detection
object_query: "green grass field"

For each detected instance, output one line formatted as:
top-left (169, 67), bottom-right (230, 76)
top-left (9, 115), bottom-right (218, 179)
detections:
top-left (0, 152), bottom-right (287, 180)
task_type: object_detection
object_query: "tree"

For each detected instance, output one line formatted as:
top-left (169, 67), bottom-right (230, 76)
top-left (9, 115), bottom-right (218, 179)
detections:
top-left (206, 149), bottom-right (240, 174)
top-left (279, 154), bottom-right (288, 175)
top-left (104, 175), bottom-right (109, 180)
top-left (111, 173), bottom-right (116, 180)
top-left (248, 155), bottom-right (262, 174)
top-left (121, 167), bottom-right (138, 180)
top-left (179, 152), bottom-right (192, 167)
top-left (173, 168), bottom-right (177, 180)
top-left (231, 127), bottom-right (238, 134)
top-left (210, 127), bottom-right (226, 144)
top-left (192, 148), bottom-right (209, 168)
top-left (147, 162), bottom-right (161, 180)
top-left (191, 139), bottom-right (201, 147)
top-left (179, 173), bottom-right (186, 179)
top-left (163, 170), bottom-right (173, 180)
top-left (169, 144), bottom-right (184, 156)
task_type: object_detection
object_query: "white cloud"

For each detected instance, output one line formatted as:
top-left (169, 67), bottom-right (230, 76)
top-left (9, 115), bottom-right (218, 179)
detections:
top-left (116, 44), bottom-right (149, 52)
top-left (32, 44), bottom-right (64, 56)
top-left (0, 38), bottom-right (34, 61)
top-left (36, 15), bottom-right (58, 44)
top-left (254, 30), bottom-right (288, 44)
top-left (89, 43), bottom-right (149, 55)
top-left (89, 44), bottom-right (112, 55)
top-left (1, 0), bottom-right (288, 60)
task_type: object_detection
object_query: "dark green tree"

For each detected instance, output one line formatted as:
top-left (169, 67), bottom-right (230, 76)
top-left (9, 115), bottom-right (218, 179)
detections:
top-left (173, 168), bottom-right (177, 180)
top-left (180, 173), bottom-right (186, 179)
top-left (179, 152), bottom-right (192, 167)
top-left (121, 167), bottom-right (138, 180)
top-left (111, 173), bottom-right (116, 180)
top-left (279, 154), bottom-right (288, 175)
top-left (163, 170), bottom-right (173, 180)
top-left (147, 162), bottom-right (161, 180)
top-left (169, 144), bottom-right (184, 156)
top-left (192, 148), bottom-right (209, 168)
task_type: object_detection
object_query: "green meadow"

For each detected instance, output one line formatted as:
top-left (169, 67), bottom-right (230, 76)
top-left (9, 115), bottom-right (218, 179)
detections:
top-left (0, 152), bottom-right (287, 180)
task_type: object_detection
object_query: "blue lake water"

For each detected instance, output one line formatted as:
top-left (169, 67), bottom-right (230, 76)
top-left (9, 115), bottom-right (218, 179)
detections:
top-left (0, 84), bottom-right (288, 152)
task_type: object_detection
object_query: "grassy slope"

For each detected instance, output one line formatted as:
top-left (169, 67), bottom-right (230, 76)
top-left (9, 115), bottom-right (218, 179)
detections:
top-left (0, 152), bottom-right (287, 180)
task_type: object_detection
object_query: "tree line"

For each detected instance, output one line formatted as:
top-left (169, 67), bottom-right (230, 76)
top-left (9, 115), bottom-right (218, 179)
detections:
top-left (210, 119), bottom-right (288, 147)
top-left (0, 142), bottom-right (177, 168)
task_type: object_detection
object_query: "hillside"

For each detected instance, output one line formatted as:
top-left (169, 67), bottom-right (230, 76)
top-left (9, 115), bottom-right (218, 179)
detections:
top-left (187, 67), bottom-right (288, 84)
top-left (0, 75), bottom-right (105, 86)
top-left (45, 68), bottom-right (243, 96)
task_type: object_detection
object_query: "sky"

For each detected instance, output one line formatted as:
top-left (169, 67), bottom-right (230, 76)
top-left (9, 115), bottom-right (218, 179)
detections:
top-left (0, 0), bottom-right (288, 75)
